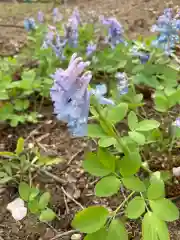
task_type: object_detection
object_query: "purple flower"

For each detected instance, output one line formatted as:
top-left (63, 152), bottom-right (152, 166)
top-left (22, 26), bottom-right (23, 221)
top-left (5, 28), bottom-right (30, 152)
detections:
top-left (50, 53), bottom-right (92, 136)
top-left (86, 42), bottom-right (97, 57)
top-left (64, 10), bottom-right (80, 48)
top-left (174, 118), bottom-right (180, 128)
top-left (130, 45), bottom-right (150, 64)
top-left (42, 26), bottom-right (66, 60)
top-left (115, 72), bottom-right (128, 95)
top-left (64, 20), bottom-right (79, 48)
top-left (24, 18), bottom-right (36, 31)
top-left (71, 8), bottom-right (81, 25)
top-left (37, 11), bottom-right (44, 23)
top-left (42, 27), bottom-right (55, 48)
top-left (100, 16), bottom-right (126, 48)
top-left (52, 8), bottom-right (63, 23)
top-left (90, 84), bottom-right (115, 105)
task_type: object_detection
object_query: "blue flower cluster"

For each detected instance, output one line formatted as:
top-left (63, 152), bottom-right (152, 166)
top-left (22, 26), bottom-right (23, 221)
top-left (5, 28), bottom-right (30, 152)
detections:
top-left (24, 18), bottom-right (36, 31)
top-left (50, 54), bottom-right (114, 136)
top-left (86, 42), bottom-right (97, 57)
top-left (115, 72), bottom-right (128, 95)
top-left (100, 16), bottom-right (126, 48)
top-left (151, 8), bottom-right (180, 54)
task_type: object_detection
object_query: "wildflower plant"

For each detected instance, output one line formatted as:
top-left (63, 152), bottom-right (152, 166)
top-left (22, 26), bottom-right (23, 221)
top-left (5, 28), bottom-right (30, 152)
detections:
top-left (69, 57), bottom-right (180, 239)
top-left (1, 137), bottom-right (61, 222)
top-left (0, 7), bottom-right (180, 237)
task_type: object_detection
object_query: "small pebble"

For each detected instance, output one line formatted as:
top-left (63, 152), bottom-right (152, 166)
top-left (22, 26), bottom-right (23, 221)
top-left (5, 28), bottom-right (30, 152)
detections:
top-left (173, 167), bottom-right (180, 177)
top-left (71, 233), bottom-right (81, 240)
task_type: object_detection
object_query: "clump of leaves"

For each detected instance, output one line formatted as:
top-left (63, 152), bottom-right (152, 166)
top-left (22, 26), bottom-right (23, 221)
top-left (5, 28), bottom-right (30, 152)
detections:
top-left (70, 92), bottom-right (179, 239)
top-left (0, 137), bottom-right (63, 185)
top-left (19, 182), bottom-right (56, 222)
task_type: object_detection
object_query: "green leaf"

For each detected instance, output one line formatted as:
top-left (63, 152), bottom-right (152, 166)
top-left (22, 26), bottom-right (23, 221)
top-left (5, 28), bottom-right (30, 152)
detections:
top-left (133, 73), bottom-right (159, 88)
top-left (117, 60), bottom-right (127, 68)
top-left (160, 171), bottom-right (172, 182)
top-left (106, 103), bottom-right (128, 124)
top-left (0, 176), bottom-right (12, 184)
top-left (0, 91), bottom-right (9, 100)
top-left (28, 198), bottom-right (39, 214)
top-left (136, 120), bottom-right (160, 132)
top-left (128, 111), bottom-right (138, 131)
top-left (0, 151), bottom-right (16, 157)
top-left (122, 176), bottom-right (146, 192)
top-left (15, 137), bottom-right (24, 155)
top-left (84, 228), bottom-right (107, 240)
top-left (0, 172), bottom-right (8, 178)
top-left (107, 219), bottom-right (128, 240)
top-left (149, 198), bottom-right (179, 222)
top-left (98, 137), bottom-right (116, 148)
top-left (14, 99), bottom-right (30, 111)
top-left (129, 131), bottom-right (145, 145)
top-left (95, 176), bottom-right (121, 197)
top-left (21, 70), bottom-right (36, 89)
top-left (88, 124), bottom-right (107, 138)
top-left (154, 93), bottom-right (169, 112)
top-left (147, 173), bottom-right (165, 200)
top-left (125, 196), bottom-right (145, 219)
top-left (83, 152), bottom-right (112, 177)
top-left (39, 208), bottom-right (56, 222)
top-left (142, 212), bottom-right (170, 240)
top-left (18, 182), bottom-right (31, 201)
top-left (132, 64), bottom-right (145, 74)
top-left (3, 162), bottom-right (12, 176)
top-left (168, 88), bottom-right (180, 107)
top-left (29, 187), bottom-right (40, 201)
top-left (39, 192), bottom-right (51, 210)
top-left (119, 152), bottom-right (142, 177)
top-left (71, 206), bottom-right (109, 234)
top-left (38, 156), bottom-right (64, 166)
top-left (98, 148), bottom-right (116, 172)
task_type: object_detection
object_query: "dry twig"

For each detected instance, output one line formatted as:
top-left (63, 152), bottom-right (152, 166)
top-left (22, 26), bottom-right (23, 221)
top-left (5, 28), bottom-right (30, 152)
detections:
top-left (67, 148), bottom-right (84, 165)
top-left (61, 187), bottom-right (84, 209)
top-left (40, 169), bottom-right (66, 184)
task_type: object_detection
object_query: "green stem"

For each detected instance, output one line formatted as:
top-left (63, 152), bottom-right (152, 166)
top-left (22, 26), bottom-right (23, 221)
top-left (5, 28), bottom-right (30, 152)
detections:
top-left (169, 135), bottom-right (175, 152)
top-left (140, 193), bottom-right (150, 212)
top-left (113, 191), bottom-right (135, 217)
top-left (93, 103), bottom-right (130, 155)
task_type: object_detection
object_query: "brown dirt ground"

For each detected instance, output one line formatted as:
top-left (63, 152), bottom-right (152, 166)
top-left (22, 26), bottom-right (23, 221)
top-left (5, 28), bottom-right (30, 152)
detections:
top-left (0, 0), bottom-right (180, 240)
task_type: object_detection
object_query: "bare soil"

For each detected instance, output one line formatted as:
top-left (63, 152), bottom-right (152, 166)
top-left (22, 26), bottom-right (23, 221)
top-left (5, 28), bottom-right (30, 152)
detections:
top-left (0, 0), bottom-right (180, 239)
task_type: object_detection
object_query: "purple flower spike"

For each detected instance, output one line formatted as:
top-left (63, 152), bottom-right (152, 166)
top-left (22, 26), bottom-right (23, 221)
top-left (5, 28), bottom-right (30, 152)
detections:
top-left (86, 42), bottom-right (97, 57)
top-left (100, 16), bottom-right (126, 48)
top-left (64, 12), bottom-right (79, 48)
top-left (52, 8), bottom-right (63, 23)
top-left (42, 26), bottom-right (67, 60)
top-left (115, 72), bottom-right (128, 95)
top-left (37, 11), bottom-right (44, 23)
top-left (72, 7), bottom-right (81, 25)
top-left (50, 53), bottom-right (92, 136)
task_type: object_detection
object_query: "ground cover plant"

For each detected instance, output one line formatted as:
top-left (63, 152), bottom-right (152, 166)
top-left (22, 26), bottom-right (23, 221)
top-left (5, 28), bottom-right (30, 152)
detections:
top-left (0, 4), bottom-right (180, 240)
